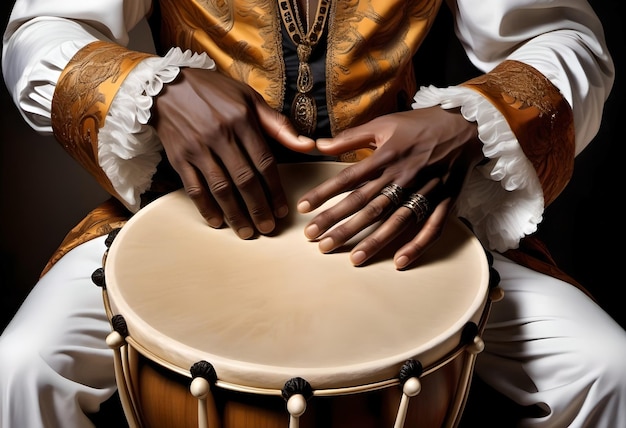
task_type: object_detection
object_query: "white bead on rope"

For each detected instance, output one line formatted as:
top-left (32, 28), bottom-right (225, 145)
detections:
top-left (190, 377), bottom-right (210, 428)
top-left (287, 394), bottom-right (307, 428)
top-left (394, 376), bottom-right (422, 428)
top-left (468, 335), bottom-right (485, 355)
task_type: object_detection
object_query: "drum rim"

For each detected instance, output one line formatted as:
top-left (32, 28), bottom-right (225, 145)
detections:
top-left (103, 162), bottom-right (491, 392)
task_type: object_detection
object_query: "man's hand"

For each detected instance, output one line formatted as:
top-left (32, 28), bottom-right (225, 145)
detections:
top-left (297, 106), bottom-right (483, 269)
top-left (153, 67), bottom-right (315, 239)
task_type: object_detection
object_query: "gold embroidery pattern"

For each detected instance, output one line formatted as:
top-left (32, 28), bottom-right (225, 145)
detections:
top-left (159, 0), bottom-right (286, 109)
top-left (328, 0), bottom-right (441, 133)
top-left (462, 60), bottom-right (575, 205)
top-left (158, 0), bottom-right (440, 135)
top-left (51, 41), bottom-right (154, 196)
top-left (40, 199), bottom-right (130, 277)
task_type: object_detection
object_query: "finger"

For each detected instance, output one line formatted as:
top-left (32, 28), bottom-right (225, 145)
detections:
top-left (234, 112), bottom-right (291, 228)
top-left (218, 155), bottom-right (278, 238)
top-left (393, 195), bottom-right (453, 269)
top-left (196, 152), bottom-right (260, 239)
top-left (315, 126), bottom-right (378, 155)
top-left (255, 99), bottom-right (315, 153)
top-left (348, 178), bottom-right (440, 266)
top-left (297, 158), bottom-right (379, 214)
top-left (302, 178), bottom-right (377, 240)
top-left (177, 162), bottom-right (225, 229)
top-left (315, 187), bottom-right (400, 253)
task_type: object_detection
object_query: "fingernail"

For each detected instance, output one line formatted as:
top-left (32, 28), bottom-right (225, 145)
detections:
top-left (304, 224), bottom-right (319, 239)
top-left (258, 220), bottom-right (275, 234)
top-left (238, 226), bottom-right (254, 239)
top-left (395, 255), bottom-right (409, 269)
top-left (297, 200), bottom-right (311, 212)
top-left (316, 138), bottom-right (331, 147)
top-left (275, 204), bottom-right (289, 218)
top-left (207, 218), bottom-right (222, 228)
top-left (319, 237), bottom-right (334, 253)
top-left (350, 250), bottom-right (367, 266)
top-left (298, 135), bottom-right (315, 145)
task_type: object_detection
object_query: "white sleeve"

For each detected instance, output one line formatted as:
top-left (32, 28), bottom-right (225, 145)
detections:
top-left (414, 0), bottom-right (614, 252)
top-left (1, 0), bottom-right (215, 212)
top-left (450, 0), bottom-right (614, 153)
top-left (2, 0), bottom-right (155, 131)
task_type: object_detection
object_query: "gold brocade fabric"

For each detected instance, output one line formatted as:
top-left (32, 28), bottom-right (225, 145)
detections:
top-left (51, 41), bottom-right (156, 199)
top-left (158, 0), bottom-right (442, 135)
top-left (462, 60), bottom-right (575, 206)
top-left (40, 198), bottom-right (130, 278)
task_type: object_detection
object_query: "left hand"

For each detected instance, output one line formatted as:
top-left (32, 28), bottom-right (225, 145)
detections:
top-left (296, 106), bottom-right (484, 269)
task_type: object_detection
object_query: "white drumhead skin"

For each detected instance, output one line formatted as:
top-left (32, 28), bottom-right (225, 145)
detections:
top-left (104, 162), bottom-right (490, 391)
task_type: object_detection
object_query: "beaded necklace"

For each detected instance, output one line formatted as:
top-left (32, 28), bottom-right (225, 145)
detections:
top-left (278, 0), bottom-right (330, 136)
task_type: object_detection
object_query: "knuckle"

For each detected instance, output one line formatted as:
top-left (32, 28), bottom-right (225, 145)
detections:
top-left (363, 201), bottom-right (385, 219)
top-left (248, 205), bottom-right (270, 218)
top-left (255, 153), bottom-right (277, 175)
top-left (336, 166), bottom-right (358, 187)
top-left (311, 210), bottom-right (336, 229)
top-left (207, 175), bottom-right (233, 199)
top-left (185, 185), bottom-right (204, 200)
top-left (392, 211), bottom-right (413, 226)
top-left (230, 167), bottom-right (257, 189)
top-left (328, 224), bottom-right (351, 243)
top-left (347, 188), bottom-right (368, 206)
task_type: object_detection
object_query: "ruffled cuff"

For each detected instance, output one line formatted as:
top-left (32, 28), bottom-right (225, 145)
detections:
top-left (412, 85), bottom-right (544, 252)
top-left (99, 48), bottom-right (216, 212)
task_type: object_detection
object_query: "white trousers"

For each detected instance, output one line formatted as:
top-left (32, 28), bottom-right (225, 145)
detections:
top-left (1, 236), bottom-right (625, 428)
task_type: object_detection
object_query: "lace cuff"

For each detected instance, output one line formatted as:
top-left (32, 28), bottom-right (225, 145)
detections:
top-left (413, 85), bottom-right (544, 252)
top-left (99, 48), bottom-right (216, 212)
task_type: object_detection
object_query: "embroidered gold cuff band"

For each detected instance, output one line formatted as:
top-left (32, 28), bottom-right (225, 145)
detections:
top-left (462, 60), bottom-right (575, 205)
top-left (51, 41), bottom-right (155, 198)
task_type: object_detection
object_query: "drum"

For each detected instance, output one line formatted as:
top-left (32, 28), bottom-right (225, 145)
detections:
top-left (99, 161), bottom-right (498, 428)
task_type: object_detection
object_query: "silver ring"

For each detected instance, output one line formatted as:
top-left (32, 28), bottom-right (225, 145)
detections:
top-left (380, 183), bottom-right (404, 206)
top-left (402, 192), bottom-right (430, 222)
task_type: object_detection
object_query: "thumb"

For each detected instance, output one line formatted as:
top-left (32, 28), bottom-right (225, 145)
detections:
top-left (315, 126), bottom-right (377, 155)
top-left (256, 101), bottom-right (315, 153)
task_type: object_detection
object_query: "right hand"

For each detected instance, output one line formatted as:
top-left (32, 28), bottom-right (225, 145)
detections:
top-left (152, 67), bottom-right (315, 239)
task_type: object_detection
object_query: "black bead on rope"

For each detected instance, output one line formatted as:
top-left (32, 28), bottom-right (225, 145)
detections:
top-left (460, 322), bottom-right (479, 346)
top-left (483, 249), bottom-right (502, 290)
top-left (398, 359), bottom-right (423, 384)
top-left (111, 314), bottom-right (129, 337)
top-left (91, 267), bottom-right (106, 288)
top-left (190, 360), bottom-right (218, 385)
top-left (489, 266), bottom-right (501, 290)
top-left (281, 377), bottom-right (314, 402)
top-left (105, 228), bottom-right (122, 248)
top-left (484, 248), bottom-right (494, 267)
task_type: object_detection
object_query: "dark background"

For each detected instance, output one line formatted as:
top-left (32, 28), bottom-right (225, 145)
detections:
top-left (1, 1), bottom-right (624, 335)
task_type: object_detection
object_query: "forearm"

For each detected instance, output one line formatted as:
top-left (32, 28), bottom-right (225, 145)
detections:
top-left (417, 0), bottom-right (614, 252)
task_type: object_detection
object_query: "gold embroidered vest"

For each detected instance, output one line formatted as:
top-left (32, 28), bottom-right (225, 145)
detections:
top-left (156, 0), bottom-right (442, 138)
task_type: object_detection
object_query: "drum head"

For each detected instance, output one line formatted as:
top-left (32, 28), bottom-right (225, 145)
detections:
top-left (104, 162), bottom-right (489, 391)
